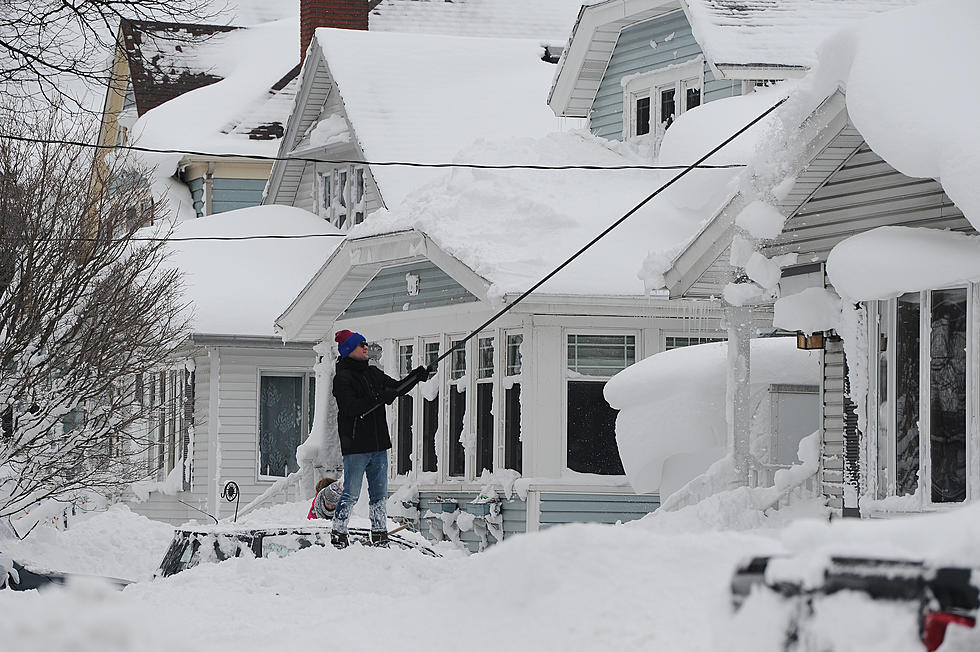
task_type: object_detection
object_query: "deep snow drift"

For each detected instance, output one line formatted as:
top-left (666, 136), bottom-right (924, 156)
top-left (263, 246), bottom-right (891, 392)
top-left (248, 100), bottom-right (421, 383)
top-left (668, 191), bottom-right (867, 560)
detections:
top-left (5, 495), bottom-right (980, 651)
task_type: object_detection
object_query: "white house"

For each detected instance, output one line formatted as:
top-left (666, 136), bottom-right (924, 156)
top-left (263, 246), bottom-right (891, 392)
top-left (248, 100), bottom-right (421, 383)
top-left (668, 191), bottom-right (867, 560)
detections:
top-left (126, 206), bottom-right (344, 524)
top-left (649, 0), bottom-right (976, 517)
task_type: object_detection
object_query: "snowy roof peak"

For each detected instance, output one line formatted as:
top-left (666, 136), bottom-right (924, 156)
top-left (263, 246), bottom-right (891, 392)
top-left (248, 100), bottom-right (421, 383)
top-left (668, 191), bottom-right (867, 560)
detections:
top-left (313, 28), bottom-right (565, 207)
top-left (683, 0), bottom-right (925, 69)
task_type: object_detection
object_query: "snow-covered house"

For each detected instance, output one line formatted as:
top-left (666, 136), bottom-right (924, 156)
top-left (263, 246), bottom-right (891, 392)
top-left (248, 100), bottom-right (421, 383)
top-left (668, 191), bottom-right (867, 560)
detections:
top-left (96, 11), bottom-right (302, 223)
top-left (126, 206), bottom-right (343, 524)
top-left (649, 0), bottom-right (977, 517)
top-left (273, 122), bottom-right (744, 548)
top-left (262, 24), bottom-right (582, 230)
top-left (549, 0), bottom-right (918, 147)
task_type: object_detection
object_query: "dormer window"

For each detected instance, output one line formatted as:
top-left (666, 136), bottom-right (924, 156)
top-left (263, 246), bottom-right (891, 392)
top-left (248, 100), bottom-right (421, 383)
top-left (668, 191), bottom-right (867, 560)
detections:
top-left (622, 57), bottom-right (703, 144)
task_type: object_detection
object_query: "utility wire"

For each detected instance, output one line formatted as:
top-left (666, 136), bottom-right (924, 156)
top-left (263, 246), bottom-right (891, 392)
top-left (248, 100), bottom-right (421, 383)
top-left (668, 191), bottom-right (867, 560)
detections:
top-left (0, 133), bottom-right (747, 171)
top-left (2, 233), bottom-right (348, 243)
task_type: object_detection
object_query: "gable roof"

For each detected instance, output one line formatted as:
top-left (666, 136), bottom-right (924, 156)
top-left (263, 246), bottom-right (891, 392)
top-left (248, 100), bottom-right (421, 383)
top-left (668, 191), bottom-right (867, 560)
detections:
top-left (279, 28), bottom-right (565, 209)
top-left (549, 0), bottom-right (922, 118)
top-left (682, 0), bottom-right (922, 72)
top-left (369, 0), bottom-right (593, 44)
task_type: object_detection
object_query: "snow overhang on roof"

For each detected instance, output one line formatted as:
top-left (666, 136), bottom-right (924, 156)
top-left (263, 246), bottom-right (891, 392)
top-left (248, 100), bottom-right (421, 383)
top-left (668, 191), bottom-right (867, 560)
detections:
top-left (275, 230), bottom-right (491, 343)
top-left (681, 0), bottom-right (922, 75)
top-left (549, 0), bottom-right (682, 118)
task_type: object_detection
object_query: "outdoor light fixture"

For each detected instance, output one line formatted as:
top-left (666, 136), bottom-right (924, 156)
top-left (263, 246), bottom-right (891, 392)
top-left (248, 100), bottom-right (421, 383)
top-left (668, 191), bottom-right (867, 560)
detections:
top-left (796, 331), bottom-right (825, 350)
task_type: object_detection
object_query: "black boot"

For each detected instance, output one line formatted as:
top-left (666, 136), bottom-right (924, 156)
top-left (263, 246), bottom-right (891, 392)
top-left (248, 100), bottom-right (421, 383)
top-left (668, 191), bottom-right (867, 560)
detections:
top-left (331, 531), bottom-right (349, 549)
top-left (370, 530), bottom-right (389, 548)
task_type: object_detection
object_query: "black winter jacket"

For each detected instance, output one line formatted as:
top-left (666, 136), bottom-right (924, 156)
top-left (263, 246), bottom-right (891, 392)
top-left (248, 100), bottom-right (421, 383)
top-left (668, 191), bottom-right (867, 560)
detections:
top-left (333, 357), bottom-right (402, 456)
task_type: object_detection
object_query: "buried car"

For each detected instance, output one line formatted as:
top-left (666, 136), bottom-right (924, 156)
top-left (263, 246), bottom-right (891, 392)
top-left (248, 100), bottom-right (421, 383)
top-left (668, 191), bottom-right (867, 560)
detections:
top-left (1, 551), bottom-right (133, 592)
top-left (731, 555), bottom-right (979, 651)
top-left (157, 524), bottom-right (440, 577)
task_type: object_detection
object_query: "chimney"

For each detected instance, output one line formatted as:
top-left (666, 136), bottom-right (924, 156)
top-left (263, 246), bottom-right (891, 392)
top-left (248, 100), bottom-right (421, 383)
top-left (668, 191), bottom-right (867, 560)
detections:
top-left (301, 0), bottom-right (370, 62)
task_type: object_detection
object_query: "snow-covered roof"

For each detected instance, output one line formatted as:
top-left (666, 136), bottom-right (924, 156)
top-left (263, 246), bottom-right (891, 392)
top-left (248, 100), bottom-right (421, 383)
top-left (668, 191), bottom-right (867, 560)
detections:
top-left (313, 28), bottom-right (566, 208)
top-left (345, 123), bottom-right (753, 298)
top-left (682, 0), bottom-right (922, 70)
top-left (165, 205), bottom-right (343, 337)
top-left (131, 18), bottom-right (299, 159)
top-left (369, 0), bottom-right (593, 44)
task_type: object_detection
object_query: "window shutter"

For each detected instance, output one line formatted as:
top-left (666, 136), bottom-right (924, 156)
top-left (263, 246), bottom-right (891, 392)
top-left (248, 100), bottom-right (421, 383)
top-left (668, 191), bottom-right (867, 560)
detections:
top-left (842, 354), bottom-right (862, 516)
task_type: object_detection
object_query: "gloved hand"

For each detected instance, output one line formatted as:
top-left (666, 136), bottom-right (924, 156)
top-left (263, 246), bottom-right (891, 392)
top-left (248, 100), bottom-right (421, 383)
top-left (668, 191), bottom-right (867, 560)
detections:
top-left (411, 365), bottom-right (433, 383)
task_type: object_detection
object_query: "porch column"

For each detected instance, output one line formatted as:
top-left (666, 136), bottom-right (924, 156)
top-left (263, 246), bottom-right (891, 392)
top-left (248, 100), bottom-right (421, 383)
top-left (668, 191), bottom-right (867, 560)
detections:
top-left (726, 305), bottom-right (753, 485)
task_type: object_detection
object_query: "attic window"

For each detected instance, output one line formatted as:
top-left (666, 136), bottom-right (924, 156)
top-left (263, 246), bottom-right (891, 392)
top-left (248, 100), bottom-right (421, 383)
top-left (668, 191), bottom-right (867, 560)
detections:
top-left (622, 57), bottom-right (703, 143)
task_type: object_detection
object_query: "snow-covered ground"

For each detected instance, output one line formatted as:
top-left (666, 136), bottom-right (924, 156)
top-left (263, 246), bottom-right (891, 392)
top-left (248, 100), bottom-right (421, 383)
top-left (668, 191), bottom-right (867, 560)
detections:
top-left (5, 495), bottom-right (980, 651)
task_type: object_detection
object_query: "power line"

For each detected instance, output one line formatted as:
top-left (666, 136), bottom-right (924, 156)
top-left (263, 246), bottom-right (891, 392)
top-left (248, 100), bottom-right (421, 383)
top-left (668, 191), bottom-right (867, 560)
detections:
top-left (2, 233), bottom-right (348, 243)
top-left (0, 133), bottom-right (748, 171)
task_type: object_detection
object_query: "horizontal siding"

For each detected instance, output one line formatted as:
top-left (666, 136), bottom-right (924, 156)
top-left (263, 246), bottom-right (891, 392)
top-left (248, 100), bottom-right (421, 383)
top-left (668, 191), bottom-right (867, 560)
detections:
top-left (538, 492), bottom-right (660, 528)
top-left (417, 491), bottom-right (527, 553)
top-left (591, 12), bottom-right (736, 141)
top-left (766, 130), bottom-right (976, 262)
top-left (338, 260), bottom-right (478, 320)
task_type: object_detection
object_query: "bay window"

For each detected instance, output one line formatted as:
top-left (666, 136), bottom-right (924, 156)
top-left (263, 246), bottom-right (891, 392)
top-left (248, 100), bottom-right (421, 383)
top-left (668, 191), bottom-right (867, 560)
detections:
top-left (475, 336), bottom-right (494, 474)
top-left (504, 333), bottom-right (523, 473)
top-left (396, 342), bottom-right (414, 475)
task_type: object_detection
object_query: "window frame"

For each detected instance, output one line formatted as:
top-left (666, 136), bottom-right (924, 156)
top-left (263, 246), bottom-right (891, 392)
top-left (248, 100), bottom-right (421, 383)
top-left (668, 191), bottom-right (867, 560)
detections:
top-left (256, 369), bottom-right (315, 482)
top-left (622, 57), bottom-right (703, 143)
top-left (562, 330), bottom-right (639, 475)
top-left (867, 284), bottom-right (977, 508)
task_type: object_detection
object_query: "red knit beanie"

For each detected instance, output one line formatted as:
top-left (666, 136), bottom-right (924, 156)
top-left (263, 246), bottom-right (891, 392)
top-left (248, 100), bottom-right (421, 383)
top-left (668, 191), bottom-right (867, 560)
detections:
top-left (335, 330), bottom-right (366, 358)
top-left (335, 330), bottom-right (355, 345)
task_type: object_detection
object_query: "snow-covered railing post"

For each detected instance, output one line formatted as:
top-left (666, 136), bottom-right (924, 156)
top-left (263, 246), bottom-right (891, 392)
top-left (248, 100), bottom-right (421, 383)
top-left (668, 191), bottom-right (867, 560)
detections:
top-left (296, 339), bottom-right (341, 498)
top-left (726, 305), bottom-right (753, 485)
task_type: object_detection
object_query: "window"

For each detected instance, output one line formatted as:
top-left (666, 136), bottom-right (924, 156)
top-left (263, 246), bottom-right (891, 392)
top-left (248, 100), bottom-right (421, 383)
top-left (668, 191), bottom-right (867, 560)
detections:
top-left (140, 368), bottom-right (194, 488)
top-left (664, 335), bottom-right (725, 350)
top-left (448, 339), bottom-right (467, 477)
top-left (319, 172), bottom-right (331, 214)
top-left (504, 333), bottom-right (523, 473)
top-left (871, 288), bottom-right (969, 505)
top-left (623, 58), bottom-right (703, 142)
top-left (475, 336), bottom-right (494, 474)
top-left (317, 165), bottom-right (367, 228)
top-left (566, 334), bottom-right (635, 475)
top-left (396, 343), bottom-right (414, 475)
top-left (353, 167), bottom-right (365, 225)
top-left (422, 341), bottom-right (440, 472)
top-left (259, 373), bottom-right (314, 478)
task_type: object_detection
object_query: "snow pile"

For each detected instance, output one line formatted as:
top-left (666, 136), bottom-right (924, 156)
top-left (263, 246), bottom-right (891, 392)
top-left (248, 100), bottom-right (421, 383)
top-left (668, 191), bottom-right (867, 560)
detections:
top-left (605, 337), bottom-right (820, 496)
top-left (351, 130), bottom-right (732, 298)
top-left (160, 205), bottom-right (343, 336)
top-left (845, 0), bottom-right (980, 231)
top-left (1, 504), bottom-right (173, 581)
top-left (772, 287), bottom-right (842, 333)
top-left (827, 226), bottom-right (980, 301)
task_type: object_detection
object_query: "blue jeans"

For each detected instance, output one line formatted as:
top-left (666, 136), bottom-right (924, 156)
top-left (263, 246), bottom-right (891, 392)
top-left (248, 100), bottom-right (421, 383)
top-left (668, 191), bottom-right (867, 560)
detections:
top-left (332, 451), bottom-right (388, 534)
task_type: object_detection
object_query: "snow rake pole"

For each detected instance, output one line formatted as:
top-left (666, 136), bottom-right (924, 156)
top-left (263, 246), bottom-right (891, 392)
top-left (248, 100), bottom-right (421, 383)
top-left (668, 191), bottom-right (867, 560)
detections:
top-left (359, 96), bottom-right (787, 420)
top-left (425, 96), bottom-right (787, 372)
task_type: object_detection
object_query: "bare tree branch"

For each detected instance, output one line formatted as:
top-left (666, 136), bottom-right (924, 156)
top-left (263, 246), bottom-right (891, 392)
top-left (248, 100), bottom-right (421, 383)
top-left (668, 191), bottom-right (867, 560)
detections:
top-left (0, 107), bottom-right (190, 518)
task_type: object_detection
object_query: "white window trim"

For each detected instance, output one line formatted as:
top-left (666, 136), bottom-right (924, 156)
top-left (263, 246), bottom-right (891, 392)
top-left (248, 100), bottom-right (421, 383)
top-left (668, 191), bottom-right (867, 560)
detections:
top-left (256, 369), bottom-right (314, 482)
top-left (562, 329), bottom-right (640, 475)
top-left (864, 284), bottom-right (978, 512)
top-left (621, 57), bottom-right (704, 142)
top-left (315, 164), bottom-right (367, 230)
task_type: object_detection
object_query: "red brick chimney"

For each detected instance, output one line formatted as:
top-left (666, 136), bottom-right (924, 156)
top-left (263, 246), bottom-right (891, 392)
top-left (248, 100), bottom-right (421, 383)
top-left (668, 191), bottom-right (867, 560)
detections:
top-left (301, 0), bottom-right (369, 62)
